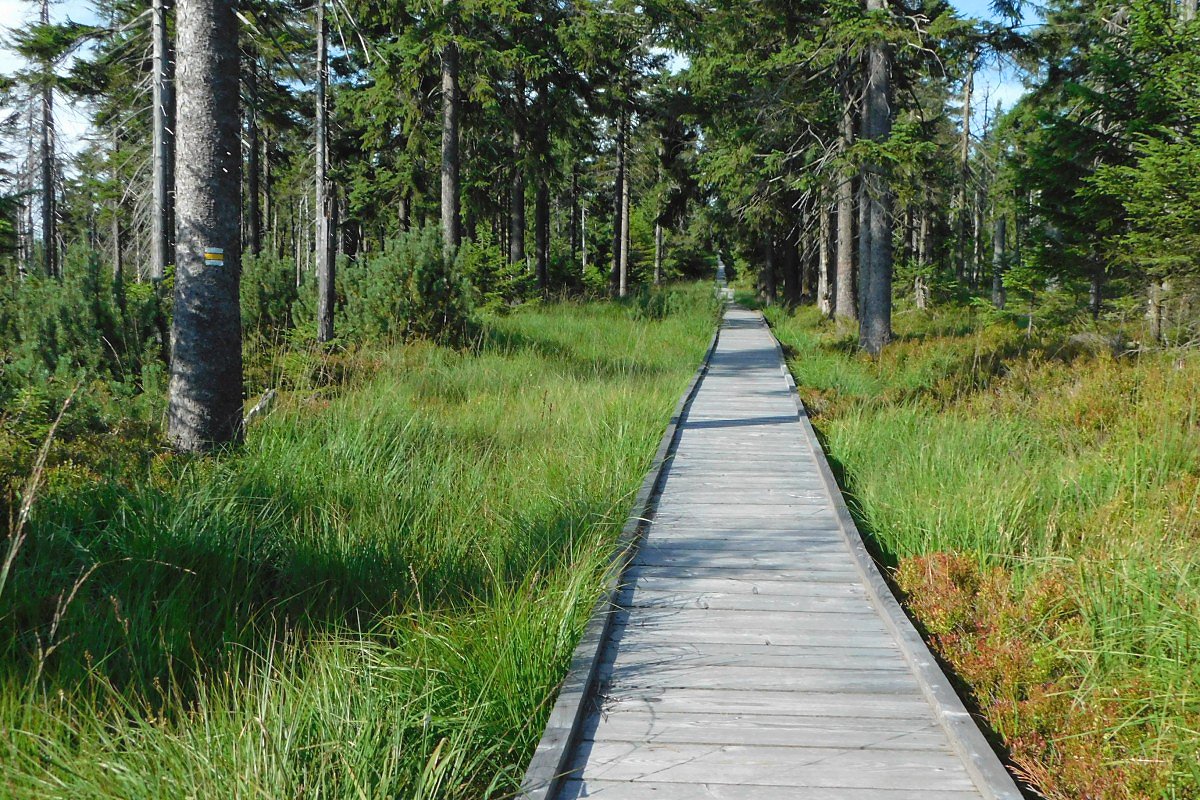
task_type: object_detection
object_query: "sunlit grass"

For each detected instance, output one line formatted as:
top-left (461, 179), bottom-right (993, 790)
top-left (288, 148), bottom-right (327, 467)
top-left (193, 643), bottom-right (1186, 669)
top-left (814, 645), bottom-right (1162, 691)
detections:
top-left (0, 285), bottom-right (717, 799)
top-left (765, 302), bottom-right (1200, 799)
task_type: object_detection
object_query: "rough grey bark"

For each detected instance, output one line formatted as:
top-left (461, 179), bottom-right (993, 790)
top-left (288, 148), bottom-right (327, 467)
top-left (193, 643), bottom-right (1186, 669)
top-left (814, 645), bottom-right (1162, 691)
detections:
top-left (1182, 0), bottom-right (1197, 21)
top-left (654, 221), bottom-right (664, 285)
top-left (954, 54), bottom-right (974, 285)
top-left (782, 234), bottom-right (802, 306)
top-left (535, 179), bottom-right (549, 292)
top-left (1148, 280), bottom-right (1170, 343)
top-left (570, 167), bottom-right (579, 264)
top-left (510, 74), bottom-right (526, 267)
top-left (915, 205), bottom-right (931, 309)
top-left (991, 213), bottom-right (1007, 308)
top-left (39, 0), bottom-right (56, 278)
top-left (440, 0), bottom-right (461, 260)
top-left (611, 112), bottom-right (626, 294)
top-left (761, 239), bottom-right (777, 305)
top-left (858, 0), bottom-right (893, 356)
top-left (246, 50), bottom-right (261, 256)
top-left (111, 129), bottom-right (124, 282)
top-left (315, 0), bottom-right (335, 342)
top-left (1089, 268), bottom-right (1103, 320)
top-left (168, 0), bottom-right (243, 451)
top-left (971, 185), bottom-right (984, 288)
top-left (152, 0), bottom-right (174, 280)
top-left (835, 76), bottom-right (857, 322)
top-left (581, 204), bottom-right (588, 274)
top-left (818, 200), bottom-right (834, 317)
top-left (618, 140), bottom-right (631, 298)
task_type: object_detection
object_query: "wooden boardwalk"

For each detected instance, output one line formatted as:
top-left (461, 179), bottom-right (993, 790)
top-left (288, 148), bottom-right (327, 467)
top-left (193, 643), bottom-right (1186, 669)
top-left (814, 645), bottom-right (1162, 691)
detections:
top-left (523, 304), bottom-right (1020, 800)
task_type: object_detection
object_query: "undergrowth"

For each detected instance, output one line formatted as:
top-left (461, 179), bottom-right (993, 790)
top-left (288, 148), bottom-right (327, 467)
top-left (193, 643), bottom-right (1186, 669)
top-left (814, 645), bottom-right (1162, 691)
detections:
top-left (0, 284), bottom-right (718, 798)
top-left (765, 301), bottom-right (1200, 799)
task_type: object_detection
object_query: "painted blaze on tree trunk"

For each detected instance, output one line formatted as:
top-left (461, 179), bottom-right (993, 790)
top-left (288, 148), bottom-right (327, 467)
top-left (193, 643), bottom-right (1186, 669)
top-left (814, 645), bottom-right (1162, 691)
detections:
top-left (168, 0), bottom-right (243, 451)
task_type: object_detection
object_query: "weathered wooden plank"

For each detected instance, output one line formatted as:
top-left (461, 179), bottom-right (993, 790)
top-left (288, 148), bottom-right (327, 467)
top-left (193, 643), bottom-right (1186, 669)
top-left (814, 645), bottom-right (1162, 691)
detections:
top-left (638, 533), bottom-right (846, 550)
top-left (599, 687), bottom-right (933, 718)
top-left (559, 779), bottom-right (983, 799)
top-left (604, 642), bottom-right (905, 671)
top-left (571, 741), bottom-right (977, 791)
top-left (653, 499), bottom-right (832, 512)
top-left (582, 712), bottom-right (950, 749)
top-left (634, 549), bottom-right (854, 570)
top-left (624, 564), bottom-right (862, 583)
top-left (624, 588), bottom-right (871, 613)
top-left (620, 574), bottom-right (868, 597)
top-left (612, 623), bottom-right (898, 650)
top-left (601, 663), bottom-right (921, 695)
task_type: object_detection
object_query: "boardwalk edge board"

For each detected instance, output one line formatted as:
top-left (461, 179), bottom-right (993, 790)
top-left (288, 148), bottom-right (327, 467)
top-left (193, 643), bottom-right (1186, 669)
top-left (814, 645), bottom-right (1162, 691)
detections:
top-left (518, 315), bottom-right (723, 800)
top-left (762, 312), bottom-right (1024, 800)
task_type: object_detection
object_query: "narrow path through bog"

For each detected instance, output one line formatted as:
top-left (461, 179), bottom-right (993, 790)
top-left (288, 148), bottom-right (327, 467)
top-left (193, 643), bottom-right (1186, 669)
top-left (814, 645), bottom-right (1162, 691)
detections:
top-left (529, 304), bottom-right (1021, 800)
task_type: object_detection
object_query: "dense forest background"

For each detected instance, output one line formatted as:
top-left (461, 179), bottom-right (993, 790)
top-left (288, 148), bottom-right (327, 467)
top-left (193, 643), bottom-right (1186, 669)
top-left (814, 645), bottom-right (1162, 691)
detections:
top-left (1, 0), bottom-right (1199, 797)
top-left (2, 0), bottom-right (1199, 413)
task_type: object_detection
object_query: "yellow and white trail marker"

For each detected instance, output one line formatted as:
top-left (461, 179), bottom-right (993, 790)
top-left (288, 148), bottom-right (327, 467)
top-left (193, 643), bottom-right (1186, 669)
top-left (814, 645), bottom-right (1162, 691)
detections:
top-left (204, 247), bottom-right (225, 267)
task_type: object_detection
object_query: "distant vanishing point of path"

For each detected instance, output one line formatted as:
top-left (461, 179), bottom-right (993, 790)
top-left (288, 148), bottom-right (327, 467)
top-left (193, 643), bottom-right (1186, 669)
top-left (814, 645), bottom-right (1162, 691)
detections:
top-left (522, 302), bottom-right (1023, 799)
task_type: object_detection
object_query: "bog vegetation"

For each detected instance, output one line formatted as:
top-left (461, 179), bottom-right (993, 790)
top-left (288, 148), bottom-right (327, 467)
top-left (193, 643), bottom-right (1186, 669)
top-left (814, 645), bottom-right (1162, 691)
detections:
top-left (1, 282), bottom-right (717, 798)
top-left (1, 0), bottom-right (1199, 796)
top-left (762, 296), bottom-right (1200, 800)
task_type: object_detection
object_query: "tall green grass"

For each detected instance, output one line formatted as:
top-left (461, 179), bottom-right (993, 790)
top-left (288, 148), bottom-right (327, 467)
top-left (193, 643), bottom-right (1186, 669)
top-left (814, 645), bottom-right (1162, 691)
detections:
top-left (0, 286), bottom-right (717, 798)
top-left (765, 303), bottom-right (1200, 799)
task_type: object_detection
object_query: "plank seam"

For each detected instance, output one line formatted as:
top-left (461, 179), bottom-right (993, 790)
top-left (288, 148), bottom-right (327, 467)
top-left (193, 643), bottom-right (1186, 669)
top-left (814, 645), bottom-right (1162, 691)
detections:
top-left (760, 310), bottom-right (1024, 800)
top-left (517, 310), bottom-right (724, 800)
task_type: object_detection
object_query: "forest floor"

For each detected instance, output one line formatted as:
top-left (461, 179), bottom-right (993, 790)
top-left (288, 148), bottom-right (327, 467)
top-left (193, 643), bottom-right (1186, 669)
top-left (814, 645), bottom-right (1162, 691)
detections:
top-left (0, 285), bottom-right (717, 799)
top-left (760, 298), bottom-right (1200, 800)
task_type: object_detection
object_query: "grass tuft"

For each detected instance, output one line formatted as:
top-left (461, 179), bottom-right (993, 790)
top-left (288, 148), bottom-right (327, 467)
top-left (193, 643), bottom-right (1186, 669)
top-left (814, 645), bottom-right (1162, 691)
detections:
top-left (766, 302), bottom-right (1200, 800)
top-left (0, 285), bottom-right (717, 798)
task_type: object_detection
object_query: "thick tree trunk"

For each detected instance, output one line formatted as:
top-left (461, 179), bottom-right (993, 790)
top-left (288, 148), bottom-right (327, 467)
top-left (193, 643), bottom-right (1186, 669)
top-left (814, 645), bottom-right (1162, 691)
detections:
top-left (440, 0), bottom-right (461, 260)
top-left (581, 204), bottom-right (588, 274)
top-left (762, 240), bottom-right (777, 305)
top-left (654, 221), bottom-right (664, 285)
top-left (168, 0), bottom-right (243, 451)
top-left (510, 74), bottom-right (526, 267)
top-left (782, 234), bottom-right (802, 306)
top-left (315, 0), bottom-right (335, 342)
top-left (1182, 0), bottom-right (1197, 21)
top-left (264, 127), bottom-right (276, 256)
top-left (835, 77), bottom-right (857, 322)
top-left (152, 0), bottom-right (174, 280)
top-left (570, 167), bottom-right (579, 265)
top-left (611, 113), bottom-right (626, 294)
top-left (859, 0), bottom-right (893, 356)
top-left (992, 213), bottom-right (1007, 309)
top-left (1147, 280), bottom-right (1170, 343)
top-left (971, 185), bottom-right (984, 289)
top-left (111, 128), bottom-right (123, 282)
top-left (39, 0), bottom-right (56, 278)
top-left (818, 200), bottom-right (834, 316)
top-left (915, 205), bottom-right (931, 309)
top-left (535, 179), bottom-right (549, 292)
top-left (246, 51), bottom-right (261, 256)
top-left (618, 142), bottom-right (631, 298)
top-left (955, 54), bottom-right (974, 285)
